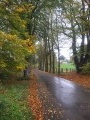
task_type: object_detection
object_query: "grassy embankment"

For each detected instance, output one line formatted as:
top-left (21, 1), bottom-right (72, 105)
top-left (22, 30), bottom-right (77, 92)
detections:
top-left (60, 62), bottom-right (76, 72)
top-left (0, 80), bottom-right (33, 120)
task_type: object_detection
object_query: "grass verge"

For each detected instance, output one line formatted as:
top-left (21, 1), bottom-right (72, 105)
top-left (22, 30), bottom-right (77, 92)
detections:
top-left (0, 80), bottom-right (34, 120)
top-left (60, 63), bottom-right (75, 71)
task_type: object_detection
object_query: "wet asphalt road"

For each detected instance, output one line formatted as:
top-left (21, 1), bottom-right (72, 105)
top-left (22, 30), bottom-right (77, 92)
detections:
top-left (33, 69), bottom-right (90, 120)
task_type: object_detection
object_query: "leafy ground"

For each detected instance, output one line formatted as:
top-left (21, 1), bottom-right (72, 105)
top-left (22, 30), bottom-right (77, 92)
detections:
top-left (60, 72), bottom-right (90, 88)
top-left (28, 74), bottom-right (44, 120)
top-left (0, 80), bottom-right (34, 120)
top-left (28, 74), bottom-right (64, 120)
top-left (1, 71), bottom-right (90, 120)
top-left (60, 63), bottom-right (90, 88)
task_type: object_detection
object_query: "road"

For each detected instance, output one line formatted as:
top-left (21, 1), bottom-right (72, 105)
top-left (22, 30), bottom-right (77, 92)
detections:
top-left (33, 69), bottom-right (90, 120)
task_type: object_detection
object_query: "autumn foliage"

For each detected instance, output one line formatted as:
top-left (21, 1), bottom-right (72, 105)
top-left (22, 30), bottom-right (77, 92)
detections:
top-left (28, 75), bottom-right (44, 120)
top-left (0, 0), bottom-right (36, 75)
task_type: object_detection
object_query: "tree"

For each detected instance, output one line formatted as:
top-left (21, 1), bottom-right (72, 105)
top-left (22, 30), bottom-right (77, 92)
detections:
top-left (57, 0), bottom-right (90, 73)
top-left (25, 0), bottom-right (90, 74)
top-left (0, 0), bottom-right (36, 78)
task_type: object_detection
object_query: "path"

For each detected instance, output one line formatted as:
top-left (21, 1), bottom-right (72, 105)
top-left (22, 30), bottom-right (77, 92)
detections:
top-left (33, 69), bottom-right (90, 120)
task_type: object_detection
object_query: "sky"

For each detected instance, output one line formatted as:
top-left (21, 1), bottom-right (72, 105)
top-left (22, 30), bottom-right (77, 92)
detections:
top-left (55, 45), bottom-right (71, 60)
top-left (60, 48), bottom-right (71, 59)
top-left (59, 38), bottom-right (87, 60)
top-left (55, 36), bottom-right (72, 60)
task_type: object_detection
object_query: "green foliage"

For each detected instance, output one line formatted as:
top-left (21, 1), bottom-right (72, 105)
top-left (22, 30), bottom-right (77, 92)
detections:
top-left (0, 81), bottom-right (33, 120)
top-left (81, 62), bottom-right (90, 74)
top-left (60, 63), bottom-right (76, 71)
top-left (0, 0), bottom-right (36, 77)
top-left (0, 31), bottom-right (29, 75)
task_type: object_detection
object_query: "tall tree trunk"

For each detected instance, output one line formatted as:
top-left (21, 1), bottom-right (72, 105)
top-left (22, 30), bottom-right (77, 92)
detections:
top-left (47, 37), bottom-right (51, 72)
top-left (79, 0), bottom-right (85, 66)
top-left (44, 36), bottom-right (48, 72)
top-left (50, 49), bottom-right (52, 72)
top-left (50, 10), bottom-right (55, 73)
top-left (70, 4), bottom-right (80, 72)
top-left (85, 2), bottom-right (90, 62)
top-left (52, 43), bottom-right (55, 73)
top-left (55, 10), bottom-right (60, 74)
top-left (80, 0), bottom-right (90, 66)
top-left (58, 47), bottom-right (60, 74)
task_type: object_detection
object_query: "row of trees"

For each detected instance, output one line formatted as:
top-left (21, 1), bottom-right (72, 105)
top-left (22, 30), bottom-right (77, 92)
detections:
top-left (0, 0), bottom-right (60, 78)
top-left (59, 0), bottom-right (90, 73)
top-left (32, 0), bottom-right (90, 74)
top-left (0, 0), bottom-right (90, 77)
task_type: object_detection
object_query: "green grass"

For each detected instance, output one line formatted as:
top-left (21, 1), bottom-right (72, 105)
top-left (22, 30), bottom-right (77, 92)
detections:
top-left (0, 81), bottom-right (33, 120)
top-left (60, 62), bottom-right (76, 71)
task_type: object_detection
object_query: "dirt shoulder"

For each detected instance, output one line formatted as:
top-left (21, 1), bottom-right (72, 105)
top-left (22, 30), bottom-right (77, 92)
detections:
top-left (60, 72), bottom-right (90, 88)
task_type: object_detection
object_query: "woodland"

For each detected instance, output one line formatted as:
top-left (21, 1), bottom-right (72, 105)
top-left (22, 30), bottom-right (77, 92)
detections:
top-left (0, 0), bottom-right (90, 79)
top-left (0, 1), bottom-right (90, 120)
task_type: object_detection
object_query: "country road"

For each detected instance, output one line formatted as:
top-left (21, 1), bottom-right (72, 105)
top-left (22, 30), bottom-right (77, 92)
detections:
top-left (33, 69), bottom-right (90, 120)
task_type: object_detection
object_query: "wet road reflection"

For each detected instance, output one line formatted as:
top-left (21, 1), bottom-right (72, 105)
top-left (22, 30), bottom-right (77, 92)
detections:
top-left (34, 70), bottom-right (90, 120)
top-left (54, 77), bottom-right (77, 107)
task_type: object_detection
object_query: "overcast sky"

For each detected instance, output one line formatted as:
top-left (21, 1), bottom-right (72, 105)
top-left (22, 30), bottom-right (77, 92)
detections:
top-left (59, 38), bottom-right (87, 60)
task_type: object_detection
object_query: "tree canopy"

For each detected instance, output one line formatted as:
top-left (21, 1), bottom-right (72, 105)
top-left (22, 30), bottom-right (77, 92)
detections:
top-left (0, 0), bottom-right (35, 75)
top-left (0, 0), bottom-right (90, 76)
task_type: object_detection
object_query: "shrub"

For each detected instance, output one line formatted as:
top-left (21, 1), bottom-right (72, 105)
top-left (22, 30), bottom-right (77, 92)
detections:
top-left (81, 62), bottom-right (90, 74)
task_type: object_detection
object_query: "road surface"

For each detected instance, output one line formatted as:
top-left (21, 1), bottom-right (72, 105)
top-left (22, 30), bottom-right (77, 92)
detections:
top-left (33, 69), bottom-right (90, 120)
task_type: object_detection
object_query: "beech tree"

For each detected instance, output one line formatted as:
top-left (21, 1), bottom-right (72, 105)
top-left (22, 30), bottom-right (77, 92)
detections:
top-left (0, 0), bottom-right (35, 76)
